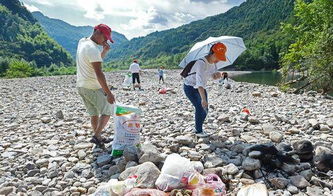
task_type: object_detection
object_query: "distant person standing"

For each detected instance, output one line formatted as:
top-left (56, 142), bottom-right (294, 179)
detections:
top-left (129, 59), bottom-right (142, 90)
top-left (158, 66), bottom-right (165, 84)
top-left (222, 72), bottom-right (228, 81)
top-left (76, 24), bottom-right (115, 148)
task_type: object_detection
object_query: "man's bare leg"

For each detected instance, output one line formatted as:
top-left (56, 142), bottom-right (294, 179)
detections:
top-left (91, 115), bottom-right (98, 135)
top-left (91, 115), bottom-right (110, 139)
top-left (95, 115), bottom-right (110, 139)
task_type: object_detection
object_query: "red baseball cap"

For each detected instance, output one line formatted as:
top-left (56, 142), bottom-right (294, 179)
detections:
top-left (94, 24), bottom-right (114, 43)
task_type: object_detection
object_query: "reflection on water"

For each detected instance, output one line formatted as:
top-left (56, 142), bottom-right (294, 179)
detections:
top-left (231, 72), bottom-right (282, 86)
top-left (231, 71), bottom-right (333, 96)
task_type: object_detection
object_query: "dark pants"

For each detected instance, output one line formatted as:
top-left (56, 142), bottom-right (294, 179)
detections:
top-left (159, 75), bottom-right (164, 83)
top-left (183, 84), bottom-right (208, 133)
top-left (132, 73), bottom-right (140, 84)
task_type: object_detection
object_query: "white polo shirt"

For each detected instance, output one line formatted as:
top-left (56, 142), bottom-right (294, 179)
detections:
top-left (76, 37), bottom-right (103, 89)
top-left (184, 58), bottom-right (217, 89)
top-left (129, 62), bottom-right (141, 73)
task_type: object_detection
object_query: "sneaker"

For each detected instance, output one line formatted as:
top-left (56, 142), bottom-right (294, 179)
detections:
top-left (90, 135), bottom-right (105, 149)
top-left (101, 137), bottom-right (112, 143)
top-left (195, 131), bottom-right (210, 138)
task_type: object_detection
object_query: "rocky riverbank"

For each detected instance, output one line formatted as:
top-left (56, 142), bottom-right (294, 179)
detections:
top-left (1, 70), bottom-right (333, 195)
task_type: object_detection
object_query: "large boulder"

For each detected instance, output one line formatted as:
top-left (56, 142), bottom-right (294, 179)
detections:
top-left (293, 140), bottom-right (314, 162)
top-left (123, 146), bottom-right (139, 162)
top-left (261, 124), bottom-right (276, 136)
top-left (269, 178), bottom-right (289, 189)
top-left (237, 183), bottom-right (268, 196)
top-left (96, 154), bottom-right (112, 167)
top-left (314, 146), bottom-right (333, 172)
top-left (175, 135), bottom-right (193, 146)
top-left (138, 143), bottom-right (164, 164)
top-left (119, 162), bottom-right (160, 188)
top-left (269, 131), bottom-right (283, 143)
top-left (290, 175), bottom-right (310, 189)
top-left (242, 157), bottom-right (261, 171)
top-left (203, 154), bottom-right (224, 168)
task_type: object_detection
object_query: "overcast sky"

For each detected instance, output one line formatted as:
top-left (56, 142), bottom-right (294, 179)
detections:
top-left (21, 0), bottom-right (245, 40)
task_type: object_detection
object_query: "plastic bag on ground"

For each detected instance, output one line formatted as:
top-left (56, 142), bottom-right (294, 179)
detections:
top-left (158, 88), bottom-right (176, 94)
top-left (111, 104), bottom-right (142, 157)
top-left (92, 179), bottom-right (123, 196)
top-left (159, 88), bottom-right (167, 94)
top-left (186, 172), bottom-right (205, 190)
top-left (124, 188), bottom-right (167, 196)
top-left (192, 174), bottom-right (226, 196)
top-left (205, 174), bottom-right (226, 196)
top-left (122, 73), bottom-right (132, 88)
top-left (237, 183), bottom-right (268, 196)
top-left (92, 177), bottom-right (137, 196)
top-left (155, 154), bottom-right (195, 192)
top-left (92, 183), bottom-right (114, 196)
top-left (192, 187), bottom-right (215, 196)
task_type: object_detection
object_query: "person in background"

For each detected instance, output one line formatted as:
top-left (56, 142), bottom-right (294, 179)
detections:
top-left (76, 24), bottom-right (115, 148)
top-left (222, 72), bottom-right (228, 81)
top-left (221, 72), bottom-right (231, 89)
top-left (129, 59), bottom-right (142, 90)
top-left (183, 43), bottom-right (227, 137)
top-left (158, 66), bottom-right (165, 84)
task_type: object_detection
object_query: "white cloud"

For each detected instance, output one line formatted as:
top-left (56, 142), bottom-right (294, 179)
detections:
top-left (22, 0), bottom-right (54, 6)
top-left (20, 0), bottom-right (245, 39)
top-left (23, 4), bottom-right (40, 12)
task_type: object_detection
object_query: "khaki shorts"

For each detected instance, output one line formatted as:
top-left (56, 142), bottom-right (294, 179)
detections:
top-left (77, 87), bottom-right (112, 116)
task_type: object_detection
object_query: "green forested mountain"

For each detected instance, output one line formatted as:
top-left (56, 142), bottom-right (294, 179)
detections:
top-left (0, 0), bottom-right (73, 68)
top-left (0, 0), bottom-right (35, 23)
top-left (107, 0), bottom-right (295, 70)
top-left (32, 11), bottom-right (129, 58)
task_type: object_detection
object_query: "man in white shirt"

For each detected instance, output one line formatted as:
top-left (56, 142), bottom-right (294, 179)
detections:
top-left (76, 24), bottom-right (115, 148)
top-left (129, 60), bottom-right (142, 90)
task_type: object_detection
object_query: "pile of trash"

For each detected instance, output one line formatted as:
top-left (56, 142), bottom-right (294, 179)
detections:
top-left (92, 104), bottom-right (270, 195)
top-left (91, 104), bottom-right (333, 195)
top-left (92, 154), bottom-right (228, 196)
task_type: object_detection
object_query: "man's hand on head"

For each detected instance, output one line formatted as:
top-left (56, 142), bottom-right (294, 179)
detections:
top-left (102, 42), bottom-right (110, 52)
top-left (101, 43), bottom-right (110, 58)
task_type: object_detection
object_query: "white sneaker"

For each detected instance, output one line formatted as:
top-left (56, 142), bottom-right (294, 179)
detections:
top-left (196, 131), bottom-right (210, 138)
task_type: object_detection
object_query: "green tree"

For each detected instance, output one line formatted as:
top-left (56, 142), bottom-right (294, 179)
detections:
top-left (0, 57), bottom-right (10, 76)
top-left (5, 59), bottom-right (34, 78)
top-left (280, 0), bottom-right (333, 93)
